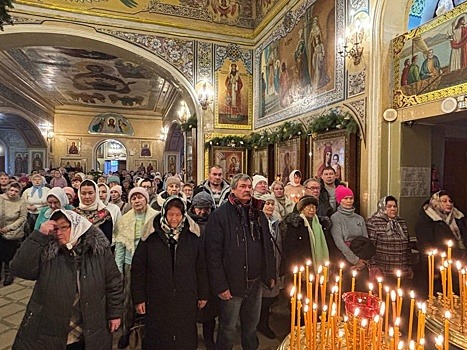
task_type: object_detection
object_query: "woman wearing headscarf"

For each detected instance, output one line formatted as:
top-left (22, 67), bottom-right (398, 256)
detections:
top-left (331, 186), bottom-right (372, 290)
top-left (0, 182), bottom-right (27, 286)
top-left (270, 180), bottom-right (294, 219)
top-left (366, 196), bottom-right (413, 282)
top-left (284, 170), bottom-right (306, 203)
top-left (281, 195), bottom-right (329, 276)
top-left (110, 185), bottom-right (131, 215)
top-left (11, 209), bottom-right (123, 350)
top-left (97, 183), bottom-right (122, 229)
top-left (74, 180), bottom-right (113, 244)
top-left (415, 190), bottom-right (467, 298)
top-left (131, 196), bottom-right (209, 350)
top-left (113, 187), bottom-right (157, 349)
top-left (21, 173), bottom-right (50, 236)
top-left (34, 188), bottom-right (74, 230)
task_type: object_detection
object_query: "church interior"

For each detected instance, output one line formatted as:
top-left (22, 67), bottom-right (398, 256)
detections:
top-left (0, 0), bottom-right (467, 348)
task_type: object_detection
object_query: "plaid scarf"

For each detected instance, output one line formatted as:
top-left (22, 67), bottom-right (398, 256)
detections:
top-left (228, 193), bottom-right (264, 242)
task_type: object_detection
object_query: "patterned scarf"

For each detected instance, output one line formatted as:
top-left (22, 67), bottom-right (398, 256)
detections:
top-left (159, 196), bottom-right (186, 242)
top-left (228, 193), bottom-right (263, 241)
top-left (374, 196), bottom-right (405, 238)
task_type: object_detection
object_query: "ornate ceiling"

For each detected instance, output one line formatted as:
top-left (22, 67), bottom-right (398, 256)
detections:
top-left (0, 46), bottom-right (179, 115)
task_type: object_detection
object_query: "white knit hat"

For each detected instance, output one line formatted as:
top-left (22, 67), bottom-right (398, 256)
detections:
top-left (252, 175), bottom-right (268, 190)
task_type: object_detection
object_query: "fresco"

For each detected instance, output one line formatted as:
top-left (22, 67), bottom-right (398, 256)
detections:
top-left (7, 46), bottom-right (173, 110)
top-left (254, 0), bottom-right (345, 128)
top-left (88, 113), bottom-right (135, 135)
top-left (393, 2), bottom-right (467, 107)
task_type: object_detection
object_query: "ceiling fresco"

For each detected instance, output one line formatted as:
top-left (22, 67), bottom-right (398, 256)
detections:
top-left (3, 46), bottom-right (179, 114)
top-left (16, 0), bottom-right (280, 32)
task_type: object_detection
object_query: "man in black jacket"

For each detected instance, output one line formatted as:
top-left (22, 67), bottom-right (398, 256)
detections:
top-left (205, 173), bottom-right (276, 350)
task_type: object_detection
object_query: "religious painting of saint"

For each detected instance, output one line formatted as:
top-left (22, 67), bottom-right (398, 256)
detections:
top-left (66, 139), bottom-right (81, 156)
top-left (164, 153), bottom-right (179, 175)
top-left (275, 139), bottom-right (300, 186)
top-left (30, 150), bottom-right (46, 172)
top-left (215, 59), bottom-right (252, 130)
top-left (393, 2), bottom-right (467, 107)
top-left (211, 147), bottom-right (245, 182)
top-left (14, 152), bottom-right (24, 175)
top-left (253, 147), bottom-right (269, 178)
top-left (140, 141), bottom-right (151, 157)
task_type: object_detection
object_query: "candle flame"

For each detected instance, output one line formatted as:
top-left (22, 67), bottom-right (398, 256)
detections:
top-left (293, 266), bottom-right (298, 274)
top-left (385, 285), bottom-right (390, 292)
top-left (395, 317), bottom-right (400, 327)
top-left (304, 305), bottom-right (309, 313)
top-left (331, 304), bottom-right (337, 316)
top-left (361, 318), bottom-right (367, 327)
top-left (297, 293), bottom-right (303, 300)
top-left (457, 260), bottom-right (462, 270)
top-left (398, 341), bottom-right (404, 349)
top-left (410, 290), bottom-right (415, 299)
top-left (435, 335), bottom-right (443, 345)
top-left (309, 274), bottom-right (314, 282)
top-left (339, 262), bottom-right (345, 269)
top-left (374, 315), bottom-right (380, 323)
top-left (335, 276), bottom-right (340, 283)
top-left (422, 303), bottom-right (427, 313)
top-left (396, 270), bottom-right (401, 278)
top-left (440, 265), bottom-right (445, 272)
top-left (354, 308), bottom-right (360, 317)
top-left (380, 302), bottom-right (386, 315)
top-left (377, 276), bottom-right (383, 283)
top-left (368, 282), bottom-right (374, 291)
top-left (305, 298), bottom-right (310, 304)
top-left (352, 270), bottom-right (357, 277)
top-left (290, 286), bottom-right (296, 297)
top-left (427, 250), bottom-right (433, 256)
top-left (323, 305), bottom-right (328, 312)
top-left (306, 259), bottom-right (311, 266)
top-left (420, 338), bottom-right (425, 345)
top-left (409, 340), bottom-right (415, 350)
top-left (398, 289), bottom-right (403, 297)
top-left (441, 252), bottom-right (446, 258)
top-left (344, 316), bottom-right (349, 322)
top-left (318, 265), bottom-right (323, 274)
top-left (299, 266), bottom-right (305, 272)
top-left (313, 303), bottom-right (317, 310)
top-left (320, 275), bottom-right (324, 285)
top-left (447, 240), bottom-right (453, 247)
top-left (391, 290), bottom-right (396, 301)
top-left (325, 261), bottom-right (330, 267)
top-left (389, 327), bottom-right (394, 337)
top-left (338, 329), bottom-right (344, 338)
top-left (433, 249), bottom-right (438, 255)
top-left (445, 310), bottom-right (451, 319)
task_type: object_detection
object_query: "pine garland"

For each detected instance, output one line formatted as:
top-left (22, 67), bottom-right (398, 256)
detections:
top-left (0, 0), bottom-right (13, 31)
top-left (307, 108), bottom-right (358, 135)
top-left (180, 113), bottom-right (197, 132)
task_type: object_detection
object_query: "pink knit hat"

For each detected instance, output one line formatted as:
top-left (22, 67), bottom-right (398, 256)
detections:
top-left (111, 185), bottom-right (122, 196)
top-left (335, 185), bottom-right (354, 204)
top-left (129, 187), bottom-right (149, 204)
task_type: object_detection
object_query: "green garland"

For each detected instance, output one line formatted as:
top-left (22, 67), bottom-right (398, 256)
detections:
top-left (205, 108), bottom-right (358, 149)
top-left (180, 113), bottom-right (197, 132)
top-left (0, 0), bottom-right (13, 31)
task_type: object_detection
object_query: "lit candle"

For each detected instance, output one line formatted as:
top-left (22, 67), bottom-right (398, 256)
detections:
top-left (427, 251), bottom-right (433, 302)
top-left (447, 260), bottom-right (453, 308)
top-left (297, 294), bottom-right (302, 350)
top-left (397, 289), bottom-right (403, 318)
top-left (391, 290), bottom-right (397, 324)
top-left (352, 308), bottom-right (359, 350)
top-left (396, 269), bottom-right (402, 290)
top-left (323, 261), bottom-right (329, 303)
top-left (320, 275), bottom-right (325, 307)
top-left (440, 265), bottom-right (447, 305)
top-left (328, 286), bottom-right (336, 318)
top-left (398, 340), bottom-right (404, 350)
top-left (351, 270), bottom-right (357, 292)
top-left (384, 286), bottom-right (390, 340)
top-left (445, 310), bottom-right (451, 350)
top-left (304, 304), bottom-right (310, 349)
top-left (298, 266), bottom-right (304, 295)
top-left (435, 335), bottom-right (443, 350)
top-left (306, 260), bottom-right (311, 301)
top-left (321, 305), bottom-right (328, 350)
top-left (409, 340), bottom-right (415, 350)
top-left (372, 315), bottom-right (379, 349)
top-left (441, 251), bottom-right (446, 267)
top-left (293, 266), bottom-right (298, 289)
top-left (343, 316), bottom-right (350, 350)
top-left (309, 274), bottom-right (314, 309)
top-left (315, 265), bottom-right (322, 308)
top-left (408, 290), bottom-right (415, 343)
top-left (394, 317), bottom-right (400, 348)
top-left (420, 303), bottom-right (427, 340)
top-left (377, 276), bottom-right (383, 298)
top-left (330, 304), bottom-right (337, 350)
top-left (447, 240), bottom-right (453, 261)
top-left (378, 302), bottom-right (385, 347)
top-left (337, 329), bottom-right (344, 350)
top-left (360, 318), bottom-right (367, 349)
top-left (416, 302), bottom-right (422, 343)
top-left (290, 286), bottom-right (296, 348)
top-left (338, 262), bottom-right (344, 319)
top-left (368, 282), bottom-right (374, 296)
top-left (389, 327), bottom-right (395, 350)
top-left (419, 338), bottom-right (425, 350)
top-left (312, 304), bottom-right (318, 350)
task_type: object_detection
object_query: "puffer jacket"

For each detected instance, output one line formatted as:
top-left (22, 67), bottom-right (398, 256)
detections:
top-left (11, 226), bottom-right (123, 350)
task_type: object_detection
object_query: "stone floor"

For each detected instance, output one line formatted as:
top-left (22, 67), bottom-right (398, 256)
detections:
top-left (0, 278), bottom-right (287, 350)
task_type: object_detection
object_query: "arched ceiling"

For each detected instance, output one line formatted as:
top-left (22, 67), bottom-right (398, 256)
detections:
top-left (0, 113), bottom-right (46, 147)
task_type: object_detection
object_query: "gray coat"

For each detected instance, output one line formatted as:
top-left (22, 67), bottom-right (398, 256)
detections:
top-left (11, 227), bottom-right (123, 350)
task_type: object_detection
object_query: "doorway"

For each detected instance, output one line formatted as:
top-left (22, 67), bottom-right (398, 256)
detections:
top-left (95, 139), bottom-right (127, 174)
top-left (443, 138), bottom-right (467, 213)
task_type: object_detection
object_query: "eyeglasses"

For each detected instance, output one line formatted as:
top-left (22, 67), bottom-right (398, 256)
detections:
top-left (55, 225), bottom-right (70, 232)
top-left (306, 186), bottom-right (320, 190)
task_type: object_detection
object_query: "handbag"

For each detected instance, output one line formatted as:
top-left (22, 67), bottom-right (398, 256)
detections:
top-left (349, 236), bottom-right (376, 261)
top-left (128, 315), bottom-right (145, 350)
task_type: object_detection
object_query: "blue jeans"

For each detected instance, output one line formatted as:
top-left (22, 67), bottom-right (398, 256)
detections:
top-left (216, 280), bottom-right (262, 350)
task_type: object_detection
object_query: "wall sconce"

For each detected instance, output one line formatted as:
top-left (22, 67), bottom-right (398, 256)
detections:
top-left (197, 81), bottom-right (213, 110)
top-left (338, 19), bottom-right (366, 65)
top-left (46, 130), bottom-right (54, 140)
top-left (160, 126), bottom-right (169, 141)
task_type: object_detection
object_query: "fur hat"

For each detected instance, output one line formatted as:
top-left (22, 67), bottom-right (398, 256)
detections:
top-left (252, 175), bottom-right (268, 189)
top-left (129, 187), bottom-right (149, 204)
top-left (191, 192), bottom-right (214, 208)
top-left (166, 176), bottom-right (181, 188)
top-left (107, 175), bottom-right (120, 185)
top-left (111, 185), bottom-right (122, 196)
top-left (335, 185), bottom-right (354, 204)
top-left (296, 195), bottom-right (319, 212)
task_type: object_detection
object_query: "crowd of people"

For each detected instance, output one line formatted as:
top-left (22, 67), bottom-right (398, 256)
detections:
top-left (0, 163), bottom-right (465, 349)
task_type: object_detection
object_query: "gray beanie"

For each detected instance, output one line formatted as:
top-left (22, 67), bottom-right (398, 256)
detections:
top-left (191, 191), bottom-right (214, 208)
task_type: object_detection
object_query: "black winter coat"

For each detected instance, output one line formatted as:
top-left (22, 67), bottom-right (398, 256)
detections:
top-left (205, 200), bottom-right (276, 297)
top-left (280, 212), bottom-right (337, 276)
top-left (11, 228), bottom-right (123, 350)
top-left (131, 215), bottom-right (209, 350)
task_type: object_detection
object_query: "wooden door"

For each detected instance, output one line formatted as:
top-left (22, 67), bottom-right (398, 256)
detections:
top-left (443, 139), bottom-right (467, 213)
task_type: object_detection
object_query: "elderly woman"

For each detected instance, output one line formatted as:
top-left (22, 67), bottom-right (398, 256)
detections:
top-left (331, 186), bottom-right (372, 290)
top-left (270, 180), bottom-right (294, 219)
top-left (34, 188), bottom-right (74, 230)
top-left (21, 173), bottom-right (50, 235)
top-left (281, 195), bottom-right (329, 277)
top-left (284, 170), bottom-right (306, 203)
top-left (415, 190), bottom-right (467, 297)
top-left (367, 196), bottom-right (413, 282)
top-left (11, 209), bottom-right (123, 349)
top-left (131, 196), bottom-right (209, 350)
top-left (113, 188), bottom-right (157, 349)
top-left (154, 176), bottom-right (186, 211)
top-left (75, 180), bottom-right (113, 244)
top-left (0, 182), bottom-right (27, 286)
top-left (258, 194), bottom-right (282, 340)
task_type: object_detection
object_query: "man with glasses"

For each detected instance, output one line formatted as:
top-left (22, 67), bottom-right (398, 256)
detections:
top-left (193, 165), bottom-right (231, 209)
top-left (303, 178), bottom-right (333, 217)
top-left (139, 178), bottom-right (158, 208)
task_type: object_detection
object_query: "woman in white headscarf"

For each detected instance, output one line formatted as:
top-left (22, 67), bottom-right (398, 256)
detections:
top-left (74, 180), bottom-right (113, 244)
top-left (11, 209), bottom-right (123, 350)
top-left (284, 170), bottom-right (305, 203)
top-left (34, 187), bottom-right (74, 230)
top-left (97, 183), bottom-right (122, 229)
